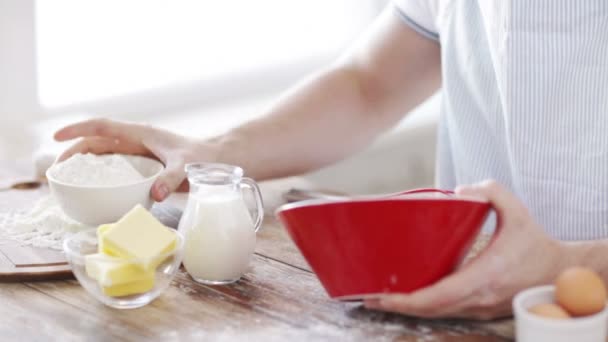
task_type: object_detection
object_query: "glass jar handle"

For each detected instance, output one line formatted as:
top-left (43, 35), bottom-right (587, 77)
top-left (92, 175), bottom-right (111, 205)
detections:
top-left (240, 177), bottom-right (264, 232)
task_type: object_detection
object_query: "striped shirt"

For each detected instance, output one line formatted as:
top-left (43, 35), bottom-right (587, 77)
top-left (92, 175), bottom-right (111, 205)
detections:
top-left (394, 0), bottom-right (608, 240)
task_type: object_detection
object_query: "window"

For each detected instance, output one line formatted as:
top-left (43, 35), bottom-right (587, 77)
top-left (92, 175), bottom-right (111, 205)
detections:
top-left (35, 0), bottom-right (381, 111)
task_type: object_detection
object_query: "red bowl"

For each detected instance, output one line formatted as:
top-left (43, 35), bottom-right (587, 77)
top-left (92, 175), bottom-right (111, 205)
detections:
top-left (276, 189), bottom-right (491, 300)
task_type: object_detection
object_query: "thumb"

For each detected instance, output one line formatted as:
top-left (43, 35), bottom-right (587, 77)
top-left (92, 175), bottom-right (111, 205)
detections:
top-left (455, 179), bottom-right (528, 228)
top-left (151, 162), bottom-right (186, 202)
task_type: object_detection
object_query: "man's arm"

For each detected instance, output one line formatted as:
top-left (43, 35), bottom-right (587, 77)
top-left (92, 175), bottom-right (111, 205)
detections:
top-left (210, 7), bottom-right (441, 179)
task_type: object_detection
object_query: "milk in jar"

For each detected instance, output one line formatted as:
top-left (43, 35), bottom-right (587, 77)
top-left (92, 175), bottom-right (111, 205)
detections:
top-left (178, 163), bottom-right (264, 285)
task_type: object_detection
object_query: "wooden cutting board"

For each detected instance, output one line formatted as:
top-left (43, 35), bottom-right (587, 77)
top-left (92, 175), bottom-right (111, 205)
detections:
top-left (0, 164), bottom-right (182, 282)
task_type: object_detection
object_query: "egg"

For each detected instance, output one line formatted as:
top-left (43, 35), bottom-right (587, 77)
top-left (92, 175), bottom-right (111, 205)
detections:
top-left (528, 303), bottom-right (571, 319)
top-left (555, 267), bottom-right (607, 316)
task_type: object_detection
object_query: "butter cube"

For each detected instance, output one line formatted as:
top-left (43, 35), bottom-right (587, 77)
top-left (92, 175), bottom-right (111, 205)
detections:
top-left (102, 277), bottom-right (155, 297)
top-left (101, 205), bottom-right (176, 268)
top-left (97, 224), bottom-right (115, 255)
top-left (85, 253), bottom-right (154, 287)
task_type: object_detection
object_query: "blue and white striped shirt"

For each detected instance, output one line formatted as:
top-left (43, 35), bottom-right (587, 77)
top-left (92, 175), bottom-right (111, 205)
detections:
top-left (394, 0), bottom-right (608, 240)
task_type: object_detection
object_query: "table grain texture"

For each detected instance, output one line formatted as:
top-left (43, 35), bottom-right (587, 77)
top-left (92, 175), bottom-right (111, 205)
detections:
top-left (0, 161), bottom-right (515, 341)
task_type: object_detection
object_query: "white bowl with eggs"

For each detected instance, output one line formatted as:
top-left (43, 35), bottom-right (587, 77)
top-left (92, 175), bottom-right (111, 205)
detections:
top-left (46, 154), bottom-right (164, 226)
top-left (513, 285), bottom-right (608, 342)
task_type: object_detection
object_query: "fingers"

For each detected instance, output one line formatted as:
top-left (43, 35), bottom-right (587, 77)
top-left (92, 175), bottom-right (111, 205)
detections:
top-left (151, 160), bottom-right (186, 202)
top-left (364, 268), bottom-right (479, 317)
top-left (364, 293), bottom-right (468, 318)
top-left (55, 118), bottom-right (192, 203)
top-left (57, 137), bottom-right (150, 162)
top-left (364, 296), bottom-right (506, 320)
top-left (54, 118), bottom-right (150, 142)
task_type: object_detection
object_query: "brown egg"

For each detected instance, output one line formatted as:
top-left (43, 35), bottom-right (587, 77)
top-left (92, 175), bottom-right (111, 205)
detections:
top-left (555, 267), bottom-right (607, 316)
top-left (528, 303), bottom-right (571, 319)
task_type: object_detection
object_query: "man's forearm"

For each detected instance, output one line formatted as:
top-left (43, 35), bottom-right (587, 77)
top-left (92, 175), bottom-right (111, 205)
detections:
top-left (209, 66), bottom-right (403, 180)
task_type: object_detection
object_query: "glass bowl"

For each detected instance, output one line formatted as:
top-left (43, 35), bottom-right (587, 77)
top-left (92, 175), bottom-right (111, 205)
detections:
top-left (63, 228), bottom-right (184, 309)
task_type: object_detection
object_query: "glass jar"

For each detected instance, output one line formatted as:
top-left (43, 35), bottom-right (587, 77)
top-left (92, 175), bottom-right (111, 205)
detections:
top-left (177, 163), bottom-right (263, 285)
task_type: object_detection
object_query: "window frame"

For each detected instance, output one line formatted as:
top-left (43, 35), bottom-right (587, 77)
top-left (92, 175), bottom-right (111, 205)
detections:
top-left (0, 0), bottom-right (41, 122)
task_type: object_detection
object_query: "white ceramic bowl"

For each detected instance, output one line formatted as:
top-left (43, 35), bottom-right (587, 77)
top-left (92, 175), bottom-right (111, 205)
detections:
top-left (513, 285), bottom-right (608, 342)
top-left (46, 155), bottom-right (164, 225)
top-left (63, 229), bottom-right (184, 309)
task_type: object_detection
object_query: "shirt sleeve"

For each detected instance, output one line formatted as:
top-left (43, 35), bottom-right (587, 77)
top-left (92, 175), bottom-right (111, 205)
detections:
top-left (392, 0), bottom-right (439, 41)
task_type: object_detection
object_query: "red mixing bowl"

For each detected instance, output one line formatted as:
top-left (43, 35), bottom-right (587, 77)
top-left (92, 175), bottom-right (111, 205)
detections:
top-left (276, 188), bottom-right (491, 300)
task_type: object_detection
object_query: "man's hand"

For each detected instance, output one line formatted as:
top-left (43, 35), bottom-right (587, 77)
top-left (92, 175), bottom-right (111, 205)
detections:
top-left (364, 180), bottom-right (569, 320)
top-left (54, 118), bottom-right (215, 202)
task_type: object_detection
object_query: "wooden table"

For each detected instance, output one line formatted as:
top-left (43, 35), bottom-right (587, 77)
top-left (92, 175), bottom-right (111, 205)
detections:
top-left (0, 162), bottom-right (515, 341)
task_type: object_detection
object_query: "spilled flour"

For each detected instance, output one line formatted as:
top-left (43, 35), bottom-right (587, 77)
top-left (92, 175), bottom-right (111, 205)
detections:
top-left (0, 196), bottom-right (89, 250)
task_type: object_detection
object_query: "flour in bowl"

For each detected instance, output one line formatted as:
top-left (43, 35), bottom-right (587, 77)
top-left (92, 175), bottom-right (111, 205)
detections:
top-left (49, 153), bottom-right (144, 186)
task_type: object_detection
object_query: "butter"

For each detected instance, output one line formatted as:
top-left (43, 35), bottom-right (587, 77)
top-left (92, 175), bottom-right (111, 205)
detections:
top-left (97, 224), bottom-right (115, 255)
top-left (85, 253), bottom-right (154, 287)
top-left (101, 204), bottom-right (176, 269)
top-left (101, 277), bottom-right (155, 297)
top-left (87, 205), bottom-right (178, 298)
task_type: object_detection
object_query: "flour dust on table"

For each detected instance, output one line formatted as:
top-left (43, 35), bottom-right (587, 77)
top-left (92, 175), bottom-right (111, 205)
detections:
top-left (0, 195), bottom-right (90, 250)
